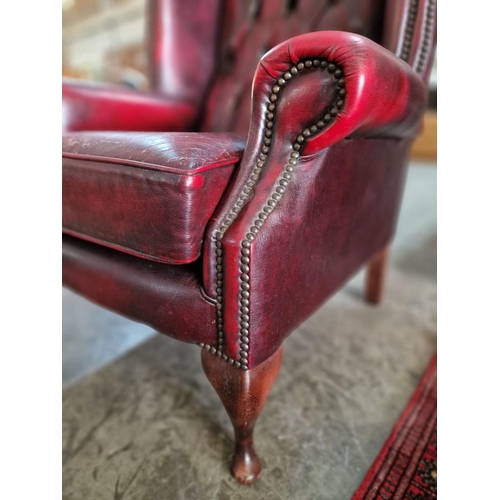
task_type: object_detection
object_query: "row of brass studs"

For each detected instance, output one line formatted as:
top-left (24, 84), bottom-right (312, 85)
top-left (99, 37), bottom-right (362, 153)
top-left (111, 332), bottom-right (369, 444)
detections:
top-left (212, 112), bottom-right (271, 352)
top-left (198, 342), bottom-right (243, 368)
top-left (236, 60), bottom-right (346, 370)
top-left (415, 0), bottom-right (435, 75)
top-left (400, 0), bottom-right (419, 62)
top-left (208, 60), bottom-right (344, 369)
top-left (214, 237), bottom-right (224, 350)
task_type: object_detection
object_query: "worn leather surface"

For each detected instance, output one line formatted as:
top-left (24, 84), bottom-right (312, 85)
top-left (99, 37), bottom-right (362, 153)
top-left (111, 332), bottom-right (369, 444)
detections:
top-left (62, 80), bottom-right (198, 132)
top-left (221, 138), bottom-right (412, 366)
top-left (201, 0), bottom-right (385, 135)
top-left (63, 132), bottom-right (245, 264)
top-left (63, 235), bottom-right (218, 345)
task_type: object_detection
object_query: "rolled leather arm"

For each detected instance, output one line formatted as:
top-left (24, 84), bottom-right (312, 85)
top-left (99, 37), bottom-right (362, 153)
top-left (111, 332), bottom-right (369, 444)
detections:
top-left (62, 79), bottom-right (198, 132)
top-left (202, 32), bottom-right (427, 369)
top-left (261, 31), bottom-right (428, 154)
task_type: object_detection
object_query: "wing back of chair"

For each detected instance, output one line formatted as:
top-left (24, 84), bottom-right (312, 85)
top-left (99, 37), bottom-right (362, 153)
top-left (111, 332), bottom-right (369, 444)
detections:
top-left (147, 0), bottom-right (435, 134)
top-left (146, 0), bottom-right (221, 109)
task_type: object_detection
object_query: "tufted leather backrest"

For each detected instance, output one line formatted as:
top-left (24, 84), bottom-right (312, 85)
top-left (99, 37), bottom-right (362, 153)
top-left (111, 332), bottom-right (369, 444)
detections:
top-left (147, 0), bottom-right (437, 136)
top-left (200, 0), bottom-right (386, 135)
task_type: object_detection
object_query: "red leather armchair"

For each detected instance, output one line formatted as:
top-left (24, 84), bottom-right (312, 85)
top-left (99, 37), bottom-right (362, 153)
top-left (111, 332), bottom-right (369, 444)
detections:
top-left (62, 0), bottom-right (436, 484)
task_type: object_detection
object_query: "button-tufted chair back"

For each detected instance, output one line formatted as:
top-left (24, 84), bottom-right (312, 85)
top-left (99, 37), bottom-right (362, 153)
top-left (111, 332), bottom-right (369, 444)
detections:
top-left (201, 0), bottom-right (385, 134)
top-left (148, 0), bottom-right (422, 135)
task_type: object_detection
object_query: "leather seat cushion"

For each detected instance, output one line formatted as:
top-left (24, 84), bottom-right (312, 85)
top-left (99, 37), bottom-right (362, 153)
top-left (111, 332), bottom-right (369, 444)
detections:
top-left (63, 132), bottom-right (245, 264)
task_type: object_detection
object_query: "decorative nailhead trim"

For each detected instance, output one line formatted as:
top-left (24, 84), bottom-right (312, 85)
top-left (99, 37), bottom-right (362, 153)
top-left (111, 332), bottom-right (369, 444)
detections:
top-left (400, 0), bottom-right (418, 62)
top-left (415, 0), bottom-right (436, 75)
top-left (213, 102), bottom-right (271, 352)
top-left (235, 61), bottom-right (344, 368)
top-left (208, 4), bottom-right (433, 369)
top-left (198, 343), bottom-right (242, 368)
top-left (210, 59), bottom-right (345, 370)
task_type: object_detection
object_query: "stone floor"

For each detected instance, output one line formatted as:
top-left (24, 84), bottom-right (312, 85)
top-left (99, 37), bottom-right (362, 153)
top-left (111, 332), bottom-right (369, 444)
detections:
top-left (62, 162), bottom-right (436, 499)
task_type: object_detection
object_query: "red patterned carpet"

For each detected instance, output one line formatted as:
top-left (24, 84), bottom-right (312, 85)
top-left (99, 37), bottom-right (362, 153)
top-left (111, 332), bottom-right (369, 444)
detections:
top-left (352, 355), bottom-right (437, 500)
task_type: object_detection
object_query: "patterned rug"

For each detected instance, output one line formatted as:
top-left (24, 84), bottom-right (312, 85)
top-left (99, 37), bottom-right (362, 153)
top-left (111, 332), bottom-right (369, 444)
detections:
top-left (352, 355), bottom-right (437, 500)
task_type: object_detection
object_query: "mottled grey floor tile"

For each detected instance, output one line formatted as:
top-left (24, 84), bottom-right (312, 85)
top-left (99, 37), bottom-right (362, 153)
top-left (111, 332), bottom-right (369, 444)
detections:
top-left (62, 290), bottom-right (155, 387)
top-left (62, 267), bottom-right (436, 500)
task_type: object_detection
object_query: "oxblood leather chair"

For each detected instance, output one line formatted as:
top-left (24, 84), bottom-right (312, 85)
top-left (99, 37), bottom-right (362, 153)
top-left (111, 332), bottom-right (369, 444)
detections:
top-left (62, 0), bottom-right (436, 484)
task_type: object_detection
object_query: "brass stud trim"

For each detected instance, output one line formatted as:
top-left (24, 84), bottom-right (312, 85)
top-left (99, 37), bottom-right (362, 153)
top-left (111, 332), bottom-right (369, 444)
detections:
top-left (210, 59), bottom-right (345, 369)
top-left (415, 0), bottom-right (436, 75)
top-left (198, 343), bottom-right (242, 368)
top-left (399, 0), bottom-right (419, 62)
top-left (211, 58), bottom-right (344, 369)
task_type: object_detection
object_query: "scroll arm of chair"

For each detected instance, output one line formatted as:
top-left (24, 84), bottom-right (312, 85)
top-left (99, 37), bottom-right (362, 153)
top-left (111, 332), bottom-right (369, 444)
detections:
top-left (62, 79), bottom-right (198, 132)
top-left (278, 31), bottom-right (428, 154)
top-left (201, 31), bottom-right (428, 369)
top-left (203, 31), bottom-right (427, 293)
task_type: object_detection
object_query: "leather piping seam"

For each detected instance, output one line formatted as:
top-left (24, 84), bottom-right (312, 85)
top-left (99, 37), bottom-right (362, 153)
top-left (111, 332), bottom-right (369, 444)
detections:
top-left (415, 0), bottom-right (436, 75)
top-left (62, 227), bottom-right (202, 265)
top-left (399, 0), bottom-right (419, 62)
top-left (200, 59), bottom-right (345, 370)
top-left (62, 152), bottom-right (244, 176)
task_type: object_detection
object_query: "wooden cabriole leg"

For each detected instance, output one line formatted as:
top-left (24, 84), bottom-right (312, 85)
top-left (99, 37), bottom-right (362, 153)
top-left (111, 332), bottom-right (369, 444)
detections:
top-left (201, 345), bottom-right (283, 485)
top-left (365, 245), bottom-right (390, 304)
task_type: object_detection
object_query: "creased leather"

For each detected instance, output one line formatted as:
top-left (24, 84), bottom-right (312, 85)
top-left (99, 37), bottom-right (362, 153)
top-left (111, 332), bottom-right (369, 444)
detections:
top-left (63, 132), bottom-right (245, 264)
top-left (63, 235), bottom-right (218, 345)
top-left (62, 80), bottom-right (198, 132)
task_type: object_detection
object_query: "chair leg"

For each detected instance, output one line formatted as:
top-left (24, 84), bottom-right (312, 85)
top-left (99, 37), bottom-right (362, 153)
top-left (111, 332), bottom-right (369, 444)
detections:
top-left (201, 345), bottom-right (283, 484)
top-left (365, 245), bottom-right (390, 305)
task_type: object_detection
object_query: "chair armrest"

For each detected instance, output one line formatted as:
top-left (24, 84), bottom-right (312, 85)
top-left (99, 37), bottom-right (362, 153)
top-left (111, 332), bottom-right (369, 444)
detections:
top-left (263, 31), bottom-right (428, 155)
top-left (202, 32), bottom-right (428, 369)
top-left (62, 79), bottom-right (199, 132)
